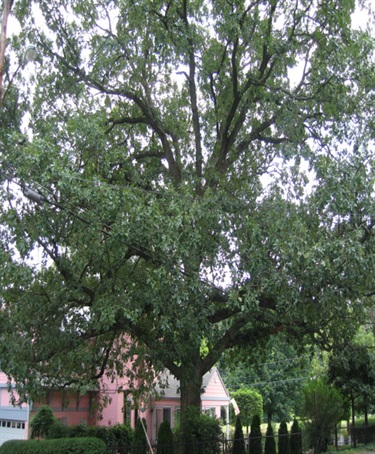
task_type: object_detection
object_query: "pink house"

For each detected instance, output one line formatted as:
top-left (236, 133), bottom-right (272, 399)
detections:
top-left (0, 367), bottom-right (230, 447)
top-left (0, 373), bottom-right (29, 446)
top-left (148, 368), bottom-right (231, 444)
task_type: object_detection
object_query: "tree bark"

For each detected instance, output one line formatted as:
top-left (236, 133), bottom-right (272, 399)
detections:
top-left (351, 395), bottom-right (356, 448)
top-left (176, 360), bottom-right (205, 454)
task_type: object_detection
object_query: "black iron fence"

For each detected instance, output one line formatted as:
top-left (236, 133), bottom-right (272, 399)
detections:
top-left (106, 425), bottom-right (375, 453)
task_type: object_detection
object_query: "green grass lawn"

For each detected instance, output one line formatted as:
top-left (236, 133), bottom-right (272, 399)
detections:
top-left (327, 442), bottom-right (375, 453)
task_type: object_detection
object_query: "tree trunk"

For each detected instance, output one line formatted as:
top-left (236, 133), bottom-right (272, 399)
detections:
top-left (351, 395), bottom-right (356, 448)
top-left (178, 364), bottom-right (204, 454)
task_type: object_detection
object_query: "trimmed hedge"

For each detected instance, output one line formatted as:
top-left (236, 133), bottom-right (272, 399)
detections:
top-left (0, 437), bottom-right (106, 454)
top-left (278, 421), bottom-right (289, 454)
top-left (157, 420), bottom-right (175, 454)
top-left (232, 415), bottom-right (246, 454)
top-left (249, 414), bottom-right (262, 454)
top-left (47, 422), bottom-right (133, 453)
top-left (175, 406), bottom-right (222, 454)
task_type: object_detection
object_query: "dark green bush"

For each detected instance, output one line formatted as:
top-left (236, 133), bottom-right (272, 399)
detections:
top-left (30, 405), bottom-right (56, 439)
top-left (132, 418), bottom-right (148, 454)
top-left (110, 423), bottom-right (133, 454)
top-left (232, 415), bottom-right (246, 454)
top-left (46, 422), bottom-right (133, 453)
top-left (0, 437), bottom-right (106, 454)
top-left (157, 420), bottom-right (175, 454)
top-left (174, 406), bottom-right (222, 454)
top-left (290, 419), bottom-right (302, 454)
top-left (46, 422), bottom-right (69, 439)
top-left (264, 423), bottom-right (276, 454)
top-left (278, 421), bottom-right (289, 454)
top-left (249, 414), bottom-right (262, 454)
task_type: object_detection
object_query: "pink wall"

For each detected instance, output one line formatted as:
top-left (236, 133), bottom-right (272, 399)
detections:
top-left (0, 372), bottom-right (29, 440)
top-left (31, 390), bottom-right (97, 427)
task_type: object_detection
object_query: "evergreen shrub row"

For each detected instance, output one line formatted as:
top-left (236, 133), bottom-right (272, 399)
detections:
top-left (232, 414), bottom-right (302, 454)
top-left (0, 437), bottom-right (106, 454)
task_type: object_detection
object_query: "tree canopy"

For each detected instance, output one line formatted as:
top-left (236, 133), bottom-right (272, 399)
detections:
top-left (328, 327), bottom-right (375, 425)
top-left (0, 0), bottom-right (375, 435)
top-left (220, 333), bottom-right (309, 422)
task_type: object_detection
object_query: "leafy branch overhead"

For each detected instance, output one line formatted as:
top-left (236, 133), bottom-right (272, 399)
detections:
top-left (0, 0), bottom-right (374, 420)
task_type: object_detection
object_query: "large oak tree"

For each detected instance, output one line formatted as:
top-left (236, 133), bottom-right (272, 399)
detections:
top-left (1, 0), bottom-right (375, 444)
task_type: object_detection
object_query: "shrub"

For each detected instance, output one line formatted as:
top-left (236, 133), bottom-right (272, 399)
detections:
top-left (249, 414), bottom-right (262, 454)
top-left (46, 422), bottom-right (133, 453)
top-left (299, 378), bottom-right (346, 454)
top-left (175, 406), bottom-right (222, 454)
top-left (265, 423), bottom-right (276, 454)
top-left (157, 420), bottom-right (175, 454)
top-left (232, 415), bottom-right (246, 454)
top-left (290, 419), bottom-right (302, 454)
top-left (278, 420), bottom-right (289, 454)
top-left (0, 437), bottom-right (106, 454)
top-left (132, 418), bottom-right (148, 454)
top-left (110, 423), bottom-right (133, 454)
top-left (30, 405), bottom-right (56, 439)
top-left (230, 388), bottom-right (263, 433)
top-left (46, 422), bottom-right (68, 439)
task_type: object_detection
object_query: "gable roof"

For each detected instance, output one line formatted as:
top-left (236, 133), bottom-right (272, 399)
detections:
top-left (154, 367), bottom-right (230, 401)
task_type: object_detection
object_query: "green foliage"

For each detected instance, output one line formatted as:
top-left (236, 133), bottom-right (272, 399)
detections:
top-left (46, 422), bottom-right (69, 439)
top-left (232, 415), bottom-right (246, 454)
top-left (265, 423), bottom-right (276, 454)
top-left (249, 414), bottom-right (262, 454)
top-left (278, 421), bottom-right (289, 454)
top-left (109, 424), bottom-right (133, 454)
top-left (259, 337), bottom-right (308, 422)
top-left (175, 406), bottom-right (222, 454)
top-left (46, 423), bottom-right (133, 453)
top-left (231, 388), bottom-right (263, 431)
top-left (132, 418), bottom-right (148, 454)
top-left (222, 334), bottom-right (307, 423)
top-left (290, 419), bottom-right (302, 454)
top-left (328, 330), bottom-right (375, 421)
top-left (0, 438), bottom-right (106, 454)
top-left (157, 420), bottom-right (175, 454)
top-left (30, 405), bottom-right (56, 439)
top-left (299, 378), bottom-right (346, 453)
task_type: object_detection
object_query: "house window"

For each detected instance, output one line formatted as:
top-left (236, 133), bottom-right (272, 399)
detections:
top-left (0, 420), bottom-right (25, 429)
top-left (163, 408), bottom-right (171, 424)
top-left (204, 407), bottom-right (216, 418)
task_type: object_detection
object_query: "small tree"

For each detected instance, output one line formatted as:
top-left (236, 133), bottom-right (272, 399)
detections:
top-left (249, 414), bottom-right (262, 454)
top-left (278, 420), bottom-right (289, 454)
top-left (132, 418), bottom-right (148, 454)
top-left (232, 415), bottom-right (246, 454)
top-left (30, 405), bottom-right (56, 439)
top-left (265, 422), bottom-right (276, 454)
top-left (299, 378), bottom-right (346, 453)
top-left (231, 388), bottom-right (263, 434)
top-left (290, 419), bottom-right (302, 454)
top-left (157, 420), bottom-right (174, 454)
